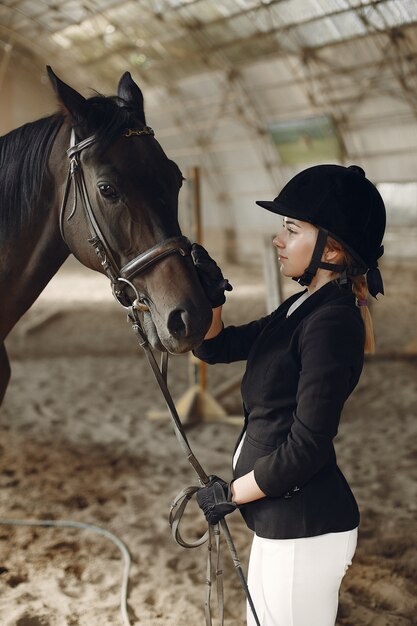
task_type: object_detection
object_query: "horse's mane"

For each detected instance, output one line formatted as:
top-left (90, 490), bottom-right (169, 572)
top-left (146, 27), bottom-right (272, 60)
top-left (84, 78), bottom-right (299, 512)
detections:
top-left (0, 115), bottom-right (63, 237)
top-left (0, 94), bottom-right (142, 238)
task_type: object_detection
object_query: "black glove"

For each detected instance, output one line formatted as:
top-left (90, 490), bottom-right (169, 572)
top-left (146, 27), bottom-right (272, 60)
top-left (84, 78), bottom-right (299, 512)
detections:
top-left (196, 475), bottom-right (237, 525)
top-left (191, 243), bottom-right (233, 308)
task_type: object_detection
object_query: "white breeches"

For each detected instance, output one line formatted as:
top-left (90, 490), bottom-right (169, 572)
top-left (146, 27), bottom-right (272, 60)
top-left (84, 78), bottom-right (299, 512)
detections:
top-left (247, 527), bottom-right (358, 626)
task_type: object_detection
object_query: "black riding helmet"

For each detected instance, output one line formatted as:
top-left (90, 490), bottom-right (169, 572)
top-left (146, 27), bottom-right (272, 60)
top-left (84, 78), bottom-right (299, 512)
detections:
top-left (256, 164), bottom-right (386, 297)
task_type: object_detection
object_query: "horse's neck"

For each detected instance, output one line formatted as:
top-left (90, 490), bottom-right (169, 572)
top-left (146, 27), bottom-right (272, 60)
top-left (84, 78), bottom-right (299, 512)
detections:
top-left (0, 224), bottom-right (70, 340)
top-left (0, 127), bottom-right (70, 340)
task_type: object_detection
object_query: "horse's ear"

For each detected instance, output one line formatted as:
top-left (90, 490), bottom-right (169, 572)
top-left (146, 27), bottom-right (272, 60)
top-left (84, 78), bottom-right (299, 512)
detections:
top-left (117, 72), bottom-right (146, 125)
top-left (46, 66), bottom-right (89, 123)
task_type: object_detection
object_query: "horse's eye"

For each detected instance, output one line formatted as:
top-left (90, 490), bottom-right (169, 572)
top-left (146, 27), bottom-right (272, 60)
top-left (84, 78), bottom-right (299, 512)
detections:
top-left (98, 183), bottom-right (118, 199)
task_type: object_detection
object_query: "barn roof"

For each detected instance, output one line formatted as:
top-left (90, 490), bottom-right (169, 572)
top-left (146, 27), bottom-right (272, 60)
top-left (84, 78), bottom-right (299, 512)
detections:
top-left (1, 1), bottom-right (417, 243)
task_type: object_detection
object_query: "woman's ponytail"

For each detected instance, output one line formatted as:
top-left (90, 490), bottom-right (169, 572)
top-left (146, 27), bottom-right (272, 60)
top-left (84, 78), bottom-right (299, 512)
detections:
top-left (350, 275), bottom-right (375, 354)
top-left (325, 236), bottom-right (376, 354)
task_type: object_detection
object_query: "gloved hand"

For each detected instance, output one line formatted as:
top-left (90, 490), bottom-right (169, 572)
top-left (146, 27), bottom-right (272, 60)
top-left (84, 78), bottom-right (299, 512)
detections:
top-left (196, 475), bottom-right (237, 525)
top-left (191, 243), bottom-right (233, 308)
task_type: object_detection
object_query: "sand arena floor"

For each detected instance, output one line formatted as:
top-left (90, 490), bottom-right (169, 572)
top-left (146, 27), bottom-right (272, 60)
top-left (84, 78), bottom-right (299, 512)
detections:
top-left (0, 255), bottom-right (416, 626)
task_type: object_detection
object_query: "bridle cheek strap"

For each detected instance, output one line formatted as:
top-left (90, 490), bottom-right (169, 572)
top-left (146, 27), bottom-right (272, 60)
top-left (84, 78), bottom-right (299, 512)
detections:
top-left (59, 128), bottom-right (191, 307)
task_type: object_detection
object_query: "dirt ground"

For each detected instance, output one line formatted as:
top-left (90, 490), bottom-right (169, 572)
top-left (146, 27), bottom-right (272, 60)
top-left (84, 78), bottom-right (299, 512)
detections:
top-left (0, 255), bottom-right (416, 626)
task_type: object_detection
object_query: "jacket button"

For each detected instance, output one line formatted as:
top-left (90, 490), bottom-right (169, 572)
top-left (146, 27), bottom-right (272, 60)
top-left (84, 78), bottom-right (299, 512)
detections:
top-left (284, 485), bottom-right (300, 499)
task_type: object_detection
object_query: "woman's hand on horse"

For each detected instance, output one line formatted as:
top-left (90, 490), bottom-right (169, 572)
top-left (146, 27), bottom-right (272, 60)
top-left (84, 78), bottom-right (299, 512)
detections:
top-left (191, 244), bottom-right (233, 308)
top-left (196, 475), bottom-right (237, 525)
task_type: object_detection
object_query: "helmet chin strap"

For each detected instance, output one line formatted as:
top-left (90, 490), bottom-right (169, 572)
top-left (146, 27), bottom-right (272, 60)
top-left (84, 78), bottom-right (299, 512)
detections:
top-left (292, 228), bottom-right (348, 287)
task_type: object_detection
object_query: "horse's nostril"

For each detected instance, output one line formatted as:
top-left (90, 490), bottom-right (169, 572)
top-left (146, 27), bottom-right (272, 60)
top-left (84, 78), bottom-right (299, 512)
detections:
top-left (167, 308), bottom-right (188, 338)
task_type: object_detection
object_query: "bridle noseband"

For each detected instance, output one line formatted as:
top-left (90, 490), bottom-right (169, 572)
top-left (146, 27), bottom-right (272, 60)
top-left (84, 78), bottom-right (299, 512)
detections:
top-left (59, 127), bottom-right (190, 309)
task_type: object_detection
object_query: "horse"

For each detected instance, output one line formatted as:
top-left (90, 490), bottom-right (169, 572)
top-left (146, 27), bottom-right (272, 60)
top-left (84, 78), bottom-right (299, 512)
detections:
top-left (0, 67), bottom-right (212, 405)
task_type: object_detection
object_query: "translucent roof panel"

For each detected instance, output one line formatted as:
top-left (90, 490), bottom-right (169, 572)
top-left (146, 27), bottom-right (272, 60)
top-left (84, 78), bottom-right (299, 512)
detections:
top-left (1, 0), bottom-right (417, 89)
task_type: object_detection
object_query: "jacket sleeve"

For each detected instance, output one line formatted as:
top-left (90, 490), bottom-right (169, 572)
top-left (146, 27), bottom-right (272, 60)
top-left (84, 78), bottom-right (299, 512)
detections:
top-left (193, 312), bottom-right (275, 364)
top-left (253, 305), bottom-right (365, 497)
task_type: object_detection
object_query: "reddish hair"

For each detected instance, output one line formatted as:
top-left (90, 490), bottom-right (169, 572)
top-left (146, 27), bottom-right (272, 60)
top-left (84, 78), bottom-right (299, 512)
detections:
top-left (326, 236), bottom-right (375, 354)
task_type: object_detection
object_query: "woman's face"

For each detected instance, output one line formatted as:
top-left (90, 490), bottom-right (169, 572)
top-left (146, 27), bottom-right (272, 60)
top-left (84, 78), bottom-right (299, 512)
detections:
top-left (272, 217), bottom-right (318, 278)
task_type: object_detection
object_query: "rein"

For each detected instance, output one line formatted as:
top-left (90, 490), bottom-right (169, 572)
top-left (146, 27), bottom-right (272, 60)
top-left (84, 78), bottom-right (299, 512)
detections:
top-left (128, 306), bottom-right (260, 626)
top-left (59, 126), bottom-right (260, 625)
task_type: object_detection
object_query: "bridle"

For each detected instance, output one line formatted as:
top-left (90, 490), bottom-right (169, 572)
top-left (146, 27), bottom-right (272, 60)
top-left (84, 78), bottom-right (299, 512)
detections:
top-left (59, 126), bottom-right (191, 309)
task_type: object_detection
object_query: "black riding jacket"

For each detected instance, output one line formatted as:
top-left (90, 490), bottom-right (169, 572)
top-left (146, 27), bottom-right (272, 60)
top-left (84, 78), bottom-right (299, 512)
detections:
top-left (194, 281), bottom-right (363, 539)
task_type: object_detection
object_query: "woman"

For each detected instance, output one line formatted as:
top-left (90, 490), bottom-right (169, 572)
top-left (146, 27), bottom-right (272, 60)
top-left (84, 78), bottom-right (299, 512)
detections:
top-left (192, 164), bottom-right (386, 626)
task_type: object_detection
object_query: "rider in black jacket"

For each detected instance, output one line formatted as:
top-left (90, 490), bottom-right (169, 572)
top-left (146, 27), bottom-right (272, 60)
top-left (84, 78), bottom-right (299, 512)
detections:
top-left (192, 164), bottom-right (386, 626)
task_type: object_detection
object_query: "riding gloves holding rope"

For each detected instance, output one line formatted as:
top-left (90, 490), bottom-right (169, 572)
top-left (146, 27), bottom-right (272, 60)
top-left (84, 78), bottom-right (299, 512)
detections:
top-left (191, 244), bottom-right (233, 308)
top-left (196, 475), bottom-right (237, 525)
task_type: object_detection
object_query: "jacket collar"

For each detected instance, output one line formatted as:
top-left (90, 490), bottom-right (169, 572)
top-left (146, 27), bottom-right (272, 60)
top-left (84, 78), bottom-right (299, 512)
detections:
top-left (286, 279), bottom-right (354, 319)
top-left (267, 280), bottom-right (355, 336)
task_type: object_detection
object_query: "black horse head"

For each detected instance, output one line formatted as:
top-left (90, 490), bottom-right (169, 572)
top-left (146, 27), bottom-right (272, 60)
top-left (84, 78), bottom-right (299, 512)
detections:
top-left (47, 67), bottom-right (212, 353)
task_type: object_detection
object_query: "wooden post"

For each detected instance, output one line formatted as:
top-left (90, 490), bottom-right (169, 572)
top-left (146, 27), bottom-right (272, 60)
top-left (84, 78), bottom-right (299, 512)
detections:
top-left (188, 166), bottom-right (207, 393)
top-left (263, 234), bottom-right (283, 312)
top-left (147, 166), bottom-right (241, 425)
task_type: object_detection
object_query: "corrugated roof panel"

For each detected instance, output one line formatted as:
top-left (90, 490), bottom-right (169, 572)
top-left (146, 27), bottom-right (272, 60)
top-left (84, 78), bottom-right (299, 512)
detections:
top-left (267, 0), bottom-right (358, 28)
top-left (160, 34), bottom-right (209, 60)
top-left (147, 58), bottom-right (205, 83)
top-left (165, 70), bottom-right (228, 100)
top-left (317, 34), bottom-right (385, 66)
top-left (269, 0), bottom-right (327, 26)
top-left (10, 1), bottom-right (45, 19)
top-left (246, 5), bottom-right (281, 32)
top-left (165, 0), bottom-right (196, 7)
top-left (233, 0), bottom-right (261, 10)
top-left (224, 33), bottom-right (280, 64)
top-left (242, 56), bottom-right (301, 86)
top-left (3, 0), bottom-right (417, 190)
top-left (293, 14), bottom-right (367, 47)
top-left (175, 0), bottom-right (230, 23)
top-left (213, 0), bottom-right (259, 19)
top-left (85, 0), bottom-right (125, 11)
top-left (207, 13), bottom-right (262, 42)
top-left (328, 10), bottom-right (369, 39)
top-left (259, 85), bottom-right (316, 120)
top-left (379, 0), bottom-right (417, 26)
top-left (106, 3), bottom-right (169, 38)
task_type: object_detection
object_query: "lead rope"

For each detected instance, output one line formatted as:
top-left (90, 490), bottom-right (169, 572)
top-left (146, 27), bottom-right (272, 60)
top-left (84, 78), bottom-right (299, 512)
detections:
top-left (128, 306), bottom-right (261, 626)
top-left (0, 518), bottom-right (132, 626)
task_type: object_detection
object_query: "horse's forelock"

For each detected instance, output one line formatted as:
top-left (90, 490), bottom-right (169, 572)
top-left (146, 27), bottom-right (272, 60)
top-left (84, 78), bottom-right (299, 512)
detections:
top-left (80, 95), bottom-right (144, 152)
